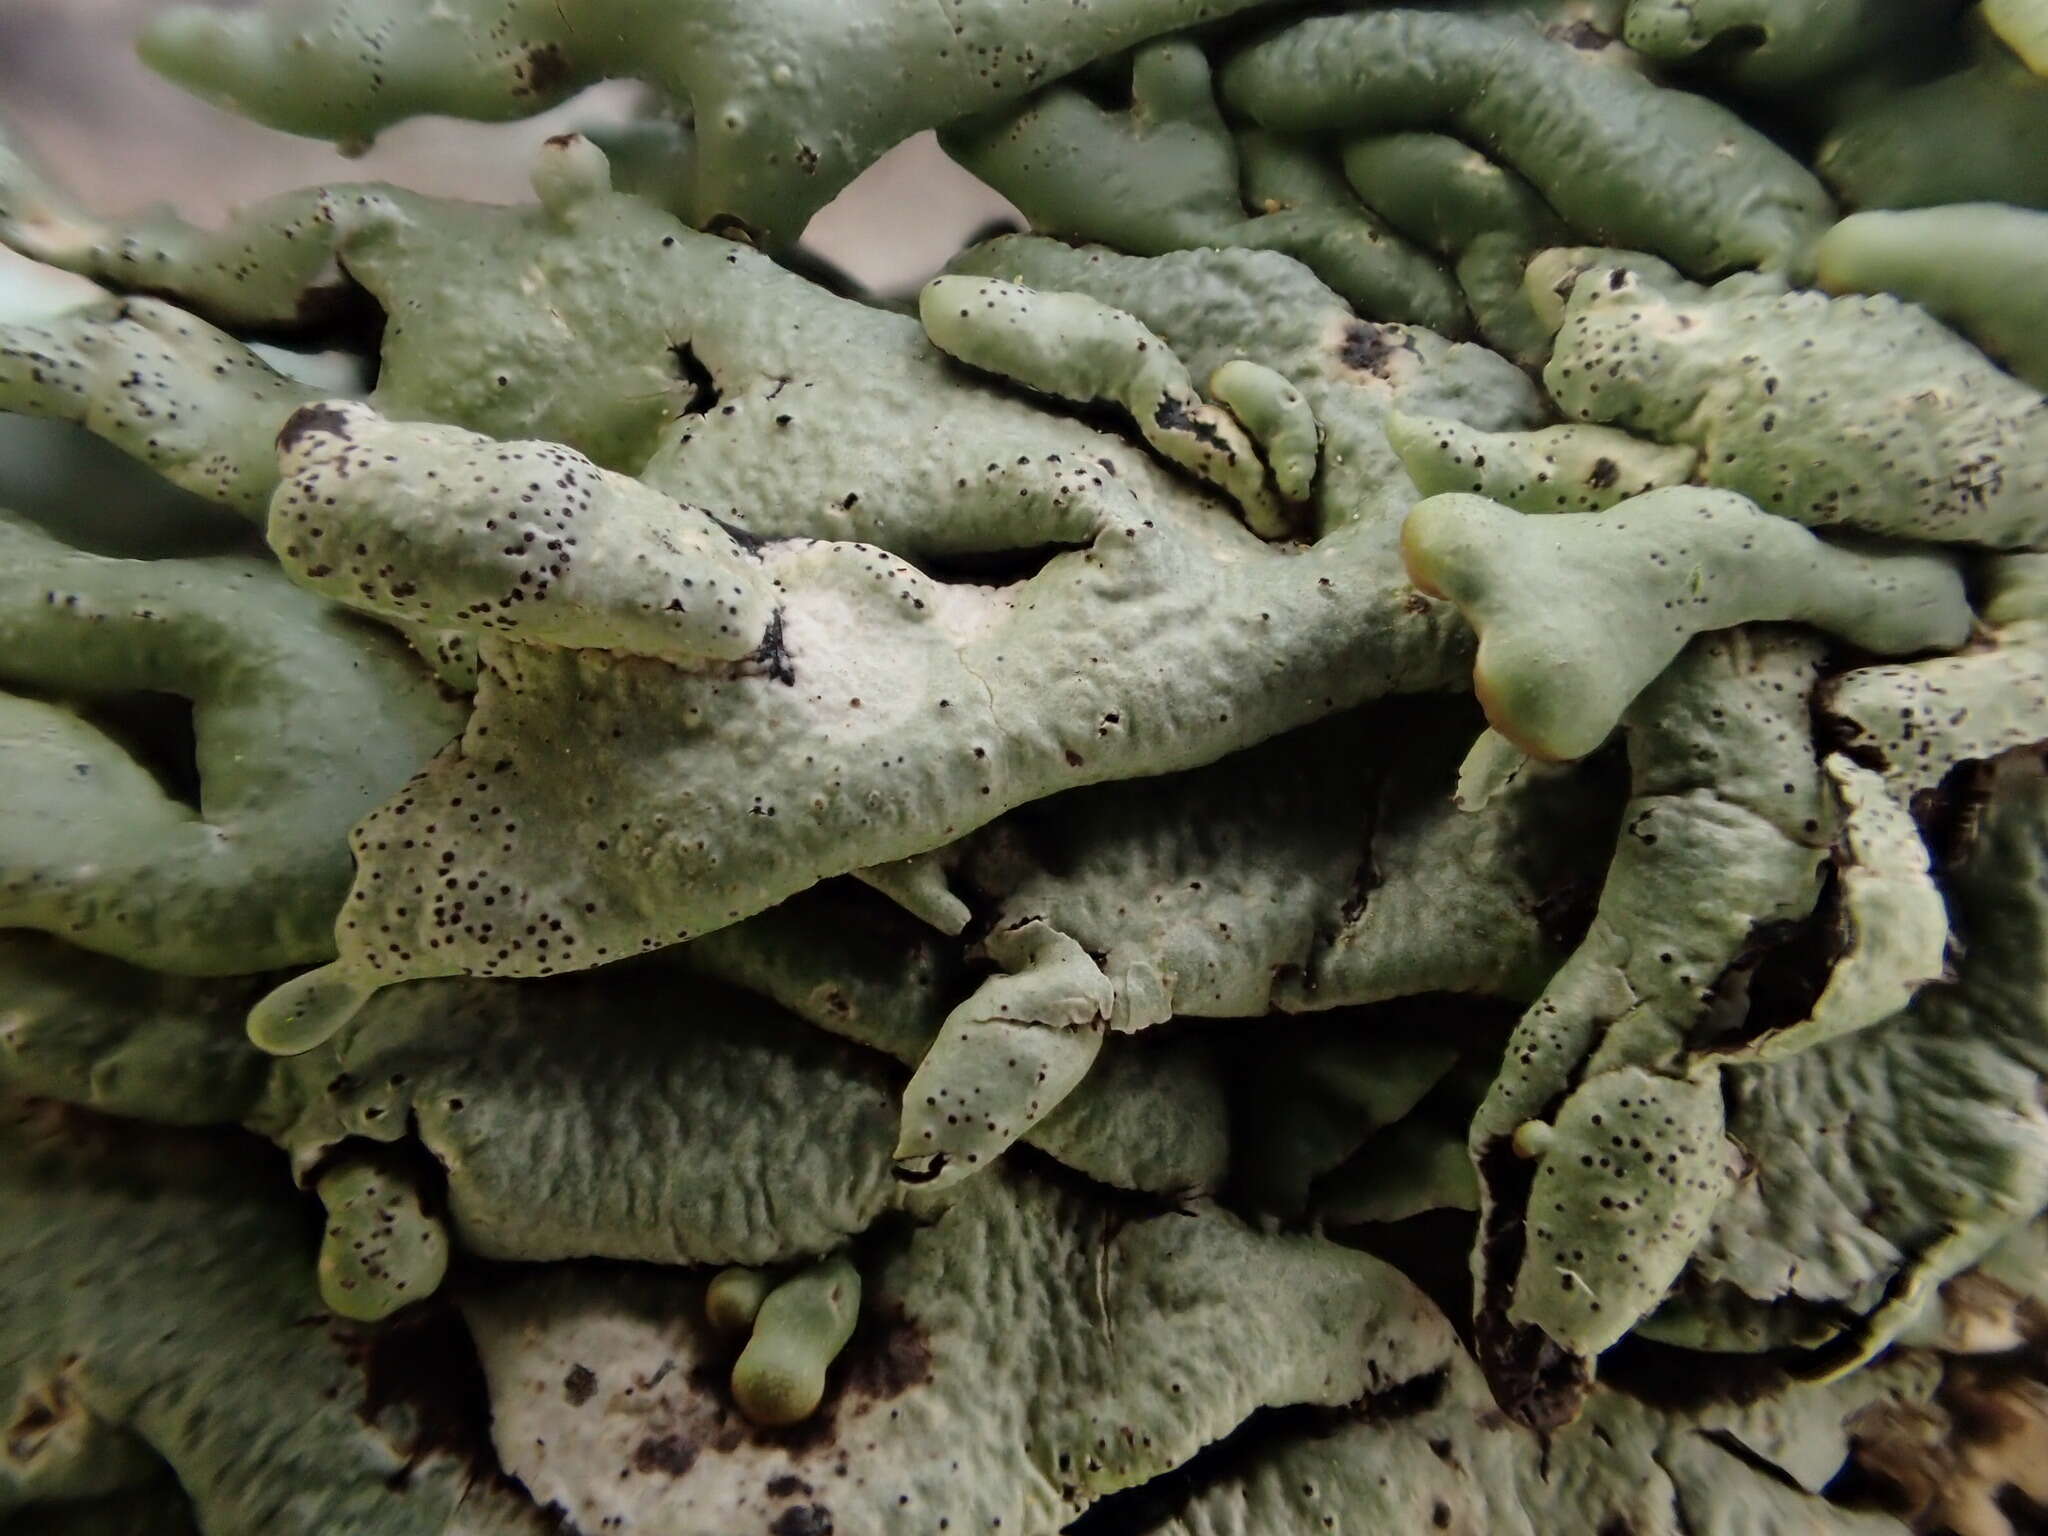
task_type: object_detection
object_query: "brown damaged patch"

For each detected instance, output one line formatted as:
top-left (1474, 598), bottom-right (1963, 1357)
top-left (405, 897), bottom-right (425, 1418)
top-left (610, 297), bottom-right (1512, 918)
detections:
top-left (835, 1303), bottom-right (935, 1405)
top-left (1689, 879), bottom-right (1839, 1059)
top-left (631, 1433), bottom-right (699, 1477)
top-left (333, 1301), bottom-right (508, 1487)
top-left (1338, 321), bottom-right (1420, 379)
top-left (5, 1373), bottom-right (75, 1467)
top-left (277, 401), bottom-right (356, 454)
top-left (1914, 757), bottom-right (2005, 873)
top-left (1833, 1357), bottom-right (2048, 1529)
top-left (517, 42), bottom-right (572, 98)
top-left (1548, 19), bottom-right (1613, 50)
top-left (1152, 394), bottom-right (1230, 453)
top-left (562, 1364), bottom-right (598, 1406)
top-left (1472, 1140), bottom-right (1592, 1431)
top-left (770, 1505), bottom-right (835, 1536)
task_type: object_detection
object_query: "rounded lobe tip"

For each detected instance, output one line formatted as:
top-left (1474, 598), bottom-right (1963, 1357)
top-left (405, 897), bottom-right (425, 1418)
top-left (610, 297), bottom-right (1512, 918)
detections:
top-left (247, 964), bottom-right (371, 1055)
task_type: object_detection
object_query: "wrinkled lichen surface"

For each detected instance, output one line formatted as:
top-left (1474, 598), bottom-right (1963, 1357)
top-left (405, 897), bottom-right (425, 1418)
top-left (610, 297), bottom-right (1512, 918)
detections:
top-left (5, 0), bottom-right (2048, 1531)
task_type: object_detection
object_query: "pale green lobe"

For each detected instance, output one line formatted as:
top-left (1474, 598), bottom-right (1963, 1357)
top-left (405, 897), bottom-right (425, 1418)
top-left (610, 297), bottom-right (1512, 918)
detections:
top-left (1621, 0), bottom-right (1952, 90)
top-left (1273, 707), bottom-right (1622, 1009)
top-left (0, 150), bottom-right (783, 476)
top-left (678, 889), bottom-right (1234, 1197)
top-left (0, 298), bottom-right (323, 519)
top-left (246, 965), bottom-right (377, 1057)
top-left (1468, 631), bottom-right (1832, 1423)
top-left (0, 257), bottom-right (345, 558)
top-left (866, 701), bottom-right (1611, 1209)
top-left (940, 41), bottom-right (1248, 256)
top-left (1455, 726), bottom-right (1538, 813)
top-left (895, 920), bottom-right (1111, 1189)
top-left (1817, 22), bottom-right (2048, 212)
top-left (1386, 410), bottom-right (1698, 512)
top-left (1988, 0), bottom-right (2048, 72)
top-left (1339, 132), bottom-right (1566, 264)
top-left (0, 147), bottom-right (1486, 563)
top-left (1544, 259), bottom-right (2048, 547)
top-left (1700, 756), bottom-right (1948, 1066)
top-left (1522, 243), bottom-right (1705, 333)
top-left (1821, 623), bottom-right (2048, 798)
top-left (1231, 130), bottom-right (1469, 333)
top-left (1984, 551), bottom-right (2048, 627)
top-left (0, 521), bottom-right (463, 975)
top-left (313, 1153), bottom-right (451, 1321)
top-left (953, 711), bottom-right (1381, 1030)
top-left (1338, 131), bottom-right (1570, 362)
top-left (1684, 758), bottom-right (2048, 1370)
top-left (465, 1167), bottom-right (1459, 1533)
top-left (0, 169), bottom-right (391, 332)
top-left (1635, 1276), bottom-right (1851, 1355)
top-left (1313, 1116), bottom-right (1481, 1227)
top-left (729, 1255), bottom-right (862, 1428)
top-left (704, 1267), bottom-right (773, 1334)
top-left (1218, 6), bottom-right (1834, 280)
top-left (944, 235), bottom-right (1547, 538)
top-left (137, 0), bottom-right (591, 146)
top-left (137, 0), bottom-right (1295, 248)
top-left (1816, 204), bottom-right (2048, 391)
top-left (216, 236), bottom-right (1524, 1012)
top-left (919, 275), bottom-right (1287, 536)
top-left (0, 934), bottom-right (269, 1125)
top-left (1208, 359), bottom-right (1319, 503)
top-left (0, 406), bottom-right (249, 561)
top-left (939, 41), bottom-right (1466, 331)
top-left (850, 847), bottom-right (971, 934)
top-left (253, 966), bottom-right (907, 1268)
top-left (253, 410), bottom-right (1472, 1012)
top-left (270, 403), bottom-right (776, 665)
top-left (1231, 1021), bottom-right (1464, 1218)
top-left (1510, 1066), bottom-right (1741, 1356)
top-left (1401, 487), bottom-right (1970, 762)
top-left (0, 145), bottom-right (1229, 554)
top-left (941, 704), bottom-right (1614, 1034)
top-left (1154, 1345), bottom-right (1938, 1536)
top-left (0, 1100), bottom-right (555, 1534)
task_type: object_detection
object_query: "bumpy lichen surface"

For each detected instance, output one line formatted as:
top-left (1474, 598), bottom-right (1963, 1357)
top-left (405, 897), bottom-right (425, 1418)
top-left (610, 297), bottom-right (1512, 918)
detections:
top-left (4, 0), bottom-right (2048, 1530)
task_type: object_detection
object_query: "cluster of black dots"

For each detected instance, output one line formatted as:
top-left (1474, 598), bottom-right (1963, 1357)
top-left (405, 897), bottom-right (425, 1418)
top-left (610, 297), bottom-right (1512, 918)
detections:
top-left (1411, 424), bottom-right (1655, 510)
top-left (1529, 1084), bottom-right (1731, 1318)
top-left (342, 753), bottom-right (607, 980)
top-left (1562, 277), bottom-right (2045, 544)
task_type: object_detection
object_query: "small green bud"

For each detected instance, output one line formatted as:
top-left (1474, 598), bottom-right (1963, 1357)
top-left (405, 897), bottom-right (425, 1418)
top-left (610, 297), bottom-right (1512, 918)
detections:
top-left (315, 1155), bottom-right (450, 1322)
top-left (705, 1266), bottom-right (775, 1334)
top-left (730, 1256), bottom-right (862, 1428)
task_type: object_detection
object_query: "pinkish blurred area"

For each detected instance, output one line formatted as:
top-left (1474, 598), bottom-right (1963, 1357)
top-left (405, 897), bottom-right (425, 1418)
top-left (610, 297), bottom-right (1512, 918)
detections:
top-left (1, 0), bottom-right (1020, 294)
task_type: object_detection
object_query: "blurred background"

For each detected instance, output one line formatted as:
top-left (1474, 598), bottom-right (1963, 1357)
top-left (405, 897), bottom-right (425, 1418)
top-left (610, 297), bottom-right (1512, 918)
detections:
top-left (0, 0), bottom-right (1021, 294)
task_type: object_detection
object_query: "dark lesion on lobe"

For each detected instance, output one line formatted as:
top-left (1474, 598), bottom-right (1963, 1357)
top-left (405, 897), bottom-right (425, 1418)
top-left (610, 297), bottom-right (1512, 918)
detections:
top-left (1339, 321), bottom-right (1420, 379)
top-left (276, 401), bottom-right (357, 453)
top-left (1152, 394), bottom-right (1230, 453)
